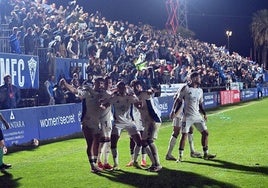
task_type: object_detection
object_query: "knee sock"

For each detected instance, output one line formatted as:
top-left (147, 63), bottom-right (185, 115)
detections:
top-left (133, 145), bottom-right (141, 162)
top-left (167, 136), bottom-right (177, 156)
top-left (179, 148), bottom-right (184, 158)
top-left (141, 146), bottom-right (147, 161)
top-left (103, 142), bottom-right (111, 164)
top-left (188, 133), bottom-right (195, 153)
top-left (111, 148), bottom-right (118, 166)
top-left (149, 143), bottom-right (160, 166)
top-left (97, 142), bottom-right (104, 163)
top-left (145, 146), bottom-right (155, 165)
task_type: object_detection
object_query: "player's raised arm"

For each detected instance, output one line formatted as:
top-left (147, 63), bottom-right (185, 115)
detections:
top-left (60, 78), bottom-right (78, 94)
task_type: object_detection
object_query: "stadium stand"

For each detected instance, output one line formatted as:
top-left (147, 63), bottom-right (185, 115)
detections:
top-left (0, 0), bottom-right (266, 107)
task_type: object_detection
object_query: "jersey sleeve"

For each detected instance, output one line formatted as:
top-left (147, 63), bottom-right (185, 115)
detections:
top-left (178, 85), bottom-right (187, 100)
top-left (199, 89), bottom-right (204, 103)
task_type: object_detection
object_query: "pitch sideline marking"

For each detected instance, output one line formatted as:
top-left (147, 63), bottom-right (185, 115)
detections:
top-left (160, 101), bottom-right (259, 129)
top-left (207, 101), bottom-right (256, 116)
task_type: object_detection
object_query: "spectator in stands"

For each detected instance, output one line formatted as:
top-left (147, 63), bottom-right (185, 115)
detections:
top-left (0, 113), bottom-right (12, 171)
top-left (42, 33), bottom-right (50, 48)
top-left (109, 64), bottom-right (120, 85)
top-left (70, 72), bottom-right (81, 88)
top-left (0, 75), bottom-right (21, 109)
top-left (55, 5), bottom-right (66, 19)
top-left (2, 0), bottom-right (265, 92)
top-left (18, 26), bottom-right (26, 51)
top-left (31, 11), bottom-right (43, 28)
top-left (256, 74), bottom-right (264, 99)
top-left (67, 34), bottom-right (80, 59)
top-left (59, 39), bottom-right (67, 58)
top-left (18, 7), bottom-right (27, 26)
top-left (87, 38), bottom-right (98, 58)
top-left (9, 11), bottom-right (20, 29)
top-left (78, 34), bottom-right (87, 59)
top-left (53, 81), bottom-right (67, 104)
top-left (9, 27), bottom-right (21, 54)
top-left (42, 23), bottom-right (52, 42)
top-left (44, 75), bottom-right (56, 105)
top-left (22, 13), bottom-right (32, 31)
top-left (0, 0), bottom-right (8, 24)
top-left (24, 27), bottom-right (35, 55)
top-left (48, 35), bottom-right (61, 56)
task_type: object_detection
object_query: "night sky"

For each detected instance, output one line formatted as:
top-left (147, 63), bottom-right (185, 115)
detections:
top-left (58, 0), bottom-right (268, 57)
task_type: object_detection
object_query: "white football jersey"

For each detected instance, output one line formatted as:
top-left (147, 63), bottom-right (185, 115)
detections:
top-left (179, 85), bottom-right (203, 120)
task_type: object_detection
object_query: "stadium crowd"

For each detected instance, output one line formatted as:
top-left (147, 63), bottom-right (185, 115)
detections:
top-left (0, 0), bottom-right (267, 174)
top-left (0, 0), bottom-right (266, 103)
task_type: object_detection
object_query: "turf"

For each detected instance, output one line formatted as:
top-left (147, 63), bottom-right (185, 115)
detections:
top-left (1, 98), bottom-right (268, 188)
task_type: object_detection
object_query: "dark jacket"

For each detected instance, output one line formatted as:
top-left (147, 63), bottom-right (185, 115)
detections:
top-left (0, 84), bottom-right (21, 109)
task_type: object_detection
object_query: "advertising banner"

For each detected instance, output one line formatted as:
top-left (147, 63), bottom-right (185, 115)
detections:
top-left (203, 92), bottom-right (219, 109)
top-left (263, 87), bottom-right (268, 97)
top-left (55, 58), bottom-right (88, 81)
top-left (240, 88), bottom-right (257, 101)
top-left (160, 83), bottom-right (186, 96)
top-left (1, 108), bottom-right (39, 146)
top-left (220, 90), bottom-right (240, 105)
top-left (157, 96), bottom-right (174, 118)
top-left (37, 103), bottom-right (82, 140)
top-left (1, 103), bottom-right (82, 147)
top-left (0, 53), bottom-right (39, 89)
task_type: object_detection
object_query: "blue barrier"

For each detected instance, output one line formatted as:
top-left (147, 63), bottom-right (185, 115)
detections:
top-left (55, 58), bottom-right (88, 81)
top-left (157, 96), bottom-right (174, 118)
top-left (240, 88), bottom-right (257, 101)
top-left (203, 92), bottom-right (219, 109)
top-left (1, 103), bottom-right (82, 147)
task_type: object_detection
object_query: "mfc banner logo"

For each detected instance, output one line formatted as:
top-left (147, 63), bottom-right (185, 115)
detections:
top-left (0, 53), bottom-right (39, 89)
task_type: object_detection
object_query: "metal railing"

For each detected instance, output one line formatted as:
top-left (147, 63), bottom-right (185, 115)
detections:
top-left (0, 37), bottom-right (10, 53)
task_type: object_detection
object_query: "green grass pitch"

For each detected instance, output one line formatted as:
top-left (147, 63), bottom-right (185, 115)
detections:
top-left (1, 98), bottom-right (268, 188)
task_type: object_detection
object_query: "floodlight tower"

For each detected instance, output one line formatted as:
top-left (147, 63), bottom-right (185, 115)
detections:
top-left (165, 0), bottom-right (188, 34)
top-left (165, 0), bottom-right (178, 34)
top-left (178, 0), bottom-right (188, 29)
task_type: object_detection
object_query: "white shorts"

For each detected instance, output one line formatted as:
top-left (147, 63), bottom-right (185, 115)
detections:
top-left (173, 116), bottom-right (182, 127)
top-left (81, 116), bottom-right (102, 134)
top-left (181, 118), bottom-right (207, 133)
top-left (141, 119), bottom-right (159, 140)
top-left (112, 122), bottom-right (139, 136)
top-left (100, 119), bottom-right (112, 138)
